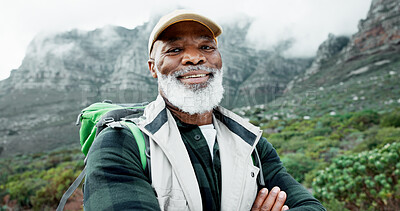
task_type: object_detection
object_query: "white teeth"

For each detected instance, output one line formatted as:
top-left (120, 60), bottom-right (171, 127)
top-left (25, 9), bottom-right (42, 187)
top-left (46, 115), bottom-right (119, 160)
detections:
top-left (182, 74), bottom-right (207, 79)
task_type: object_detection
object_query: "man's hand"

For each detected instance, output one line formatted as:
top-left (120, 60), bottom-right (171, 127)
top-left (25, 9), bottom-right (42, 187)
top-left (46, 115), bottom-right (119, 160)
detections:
top-left (251, 186), bottom-right (289, 211)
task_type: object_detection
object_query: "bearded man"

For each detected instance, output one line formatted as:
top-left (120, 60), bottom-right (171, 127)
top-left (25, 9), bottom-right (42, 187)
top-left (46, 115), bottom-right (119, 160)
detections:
top-left (83, 10), bottom-right (326, 211)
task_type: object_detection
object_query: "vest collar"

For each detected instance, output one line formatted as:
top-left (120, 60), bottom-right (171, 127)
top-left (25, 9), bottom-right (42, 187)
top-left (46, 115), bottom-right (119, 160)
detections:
top-left (139, 95), bottom-right (261, 148)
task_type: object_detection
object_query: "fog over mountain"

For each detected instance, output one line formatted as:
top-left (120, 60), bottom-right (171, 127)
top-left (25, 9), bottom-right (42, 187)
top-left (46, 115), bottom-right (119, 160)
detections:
top-left (0, 0), bottom-right (372, 80)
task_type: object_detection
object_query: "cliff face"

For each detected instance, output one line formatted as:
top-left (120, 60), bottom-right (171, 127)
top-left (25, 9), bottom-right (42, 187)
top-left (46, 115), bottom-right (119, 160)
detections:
top-left (285, 34), bottom-right (349, 92)
top-left (285, 0), bottom-right (400, 92)
top-left (304, 34), bottom-right (349, 76)
top-left (344, 0), bottom-right (400, 61)
top-left (1, 26), bottom-right (138, 92)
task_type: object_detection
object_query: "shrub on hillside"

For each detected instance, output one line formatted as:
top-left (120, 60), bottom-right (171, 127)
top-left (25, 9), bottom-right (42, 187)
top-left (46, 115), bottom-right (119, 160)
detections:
top-left (346, 110), bottom-right (380, 131)
top-left (1, 148), bottom-right (84, 210)
top-left (262, 120), bottom-right (287, 131)
top-left (281, 153), bottom-right (319, 183)
top-left (313, 142), bottom-right (400, 210)
top-left (4, 162), bottom-right (83, 210)
top-left (31, 162), bottom-right (81, 210)
top-left (304, 127), bottom-right (332, 138)
top-left (380, 110), bottom-right (400, 128)
top-left (353, 127), bottom-right (400, 152)
top-left (6, 170), bottom-right (47, 207)
top-left (283, 119), bottom-right (315, 133)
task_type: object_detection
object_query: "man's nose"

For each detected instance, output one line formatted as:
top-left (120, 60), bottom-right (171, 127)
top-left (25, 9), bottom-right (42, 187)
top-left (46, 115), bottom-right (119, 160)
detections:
top-left (181, 48), bottom-right (205, 65)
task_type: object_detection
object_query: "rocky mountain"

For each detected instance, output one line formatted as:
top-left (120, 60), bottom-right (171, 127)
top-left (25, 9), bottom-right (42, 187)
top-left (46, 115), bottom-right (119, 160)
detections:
top-left (247, 0), bottom-right (400, 119)
top-left (343, 0), bottom-right (400, 61)
top-left (0, 17), bottom-right (310, 157)
top-left (284, 34), bottom-right (350, 92)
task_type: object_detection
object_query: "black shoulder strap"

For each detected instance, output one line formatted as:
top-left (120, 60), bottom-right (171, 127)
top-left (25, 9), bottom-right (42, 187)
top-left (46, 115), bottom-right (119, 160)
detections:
top-left (56, 166), bottom-right (86, 211)
top-left (143, 132), bottom-right (151, 182)
top-left (95, 108), bottom-right (145, 136)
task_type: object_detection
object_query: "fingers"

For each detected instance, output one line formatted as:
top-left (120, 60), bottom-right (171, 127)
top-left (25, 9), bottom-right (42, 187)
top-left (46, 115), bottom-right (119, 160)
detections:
top-left (281, 205), bottom-right (289, 211)
top-left (251, 188), bottom-right (269, 210)
top-left (271, 191), bottom-right (286, 211)
top-left (251, 186), bottom-right (289, 211)
top-left (261, 186), bottom-right (280, 211)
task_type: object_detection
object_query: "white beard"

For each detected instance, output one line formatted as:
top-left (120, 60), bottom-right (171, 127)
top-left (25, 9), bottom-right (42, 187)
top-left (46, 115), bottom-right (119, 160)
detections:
top-left (156, 65), bottom-right (224, 115)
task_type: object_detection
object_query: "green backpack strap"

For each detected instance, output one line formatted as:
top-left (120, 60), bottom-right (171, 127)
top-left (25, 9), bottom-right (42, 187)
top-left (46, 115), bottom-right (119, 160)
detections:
top-left (121, 121), bottom-right (147, 170)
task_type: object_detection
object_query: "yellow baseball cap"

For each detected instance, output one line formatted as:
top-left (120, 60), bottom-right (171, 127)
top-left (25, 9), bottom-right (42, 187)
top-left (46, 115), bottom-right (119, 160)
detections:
top-left (148, 9), bottom-right (223, 56)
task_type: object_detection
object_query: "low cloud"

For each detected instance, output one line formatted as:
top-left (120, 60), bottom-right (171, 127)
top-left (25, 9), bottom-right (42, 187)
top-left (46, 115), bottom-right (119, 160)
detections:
top-left (0, 0), bottom-right (371, 80)
top-left (243, 0), bottom-right (371, 57)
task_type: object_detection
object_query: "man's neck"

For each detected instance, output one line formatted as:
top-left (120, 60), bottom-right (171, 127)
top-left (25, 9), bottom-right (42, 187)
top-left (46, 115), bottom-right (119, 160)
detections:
top-left (163, 96), bottom-right (213, 126)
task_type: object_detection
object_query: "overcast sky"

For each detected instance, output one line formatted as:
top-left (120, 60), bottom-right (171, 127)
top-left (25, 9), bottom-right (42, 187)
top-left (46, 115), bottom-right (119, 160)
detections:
top-left (0, 0), bottom-right (372, 81)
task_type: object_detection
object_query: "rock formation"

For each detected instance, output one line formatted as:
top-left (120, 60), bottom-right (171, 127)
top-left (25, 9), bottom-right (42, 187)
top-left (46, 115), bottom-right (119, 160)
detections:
top-left (285, 0), bottom-right (400, 93)
top-left (344, 0), bottom-right (400, 61)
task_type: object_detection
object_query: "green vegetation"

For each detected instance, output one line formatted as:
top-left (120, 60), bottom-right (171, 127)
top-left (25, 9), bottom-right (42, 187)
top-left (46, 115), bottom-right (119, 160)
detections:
top-left (380, 109), bottom-right (400, 127)
top-left (245, 108), bottom-right (400, 210)
top-left (313, 142), bottom-right (400, 210)
top-left (0, 147), bottom-right (83, 210)
top-left (1, 109), bottom-right (399, 210)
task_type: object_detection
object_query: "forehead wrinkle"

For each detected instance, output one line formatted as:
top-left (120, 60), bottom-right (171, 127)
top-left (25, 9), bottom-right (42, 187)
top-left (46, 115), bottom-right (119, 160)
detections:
top-left (165, 37), bottom-right (183, 44)
top-left (199, 35), bottom-right (214, 42)
top-left (164, 35), bottom-right (214, 46)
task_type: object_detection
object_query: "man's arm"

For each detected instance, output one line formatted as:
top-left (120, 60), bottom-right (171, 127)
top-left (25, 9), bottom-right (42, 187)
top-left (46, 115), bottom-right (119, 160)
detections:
top-left (256, 137), bottom-right (326, 210)
top-left (84, 127), bottom-right (160, 210)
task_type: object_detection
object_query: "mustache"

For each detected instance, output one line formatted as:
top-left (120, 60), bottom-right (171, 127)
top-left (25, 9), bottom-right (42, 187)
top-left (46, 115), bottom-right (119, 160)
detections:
top-left (171, 65), bottom-right (220, 78)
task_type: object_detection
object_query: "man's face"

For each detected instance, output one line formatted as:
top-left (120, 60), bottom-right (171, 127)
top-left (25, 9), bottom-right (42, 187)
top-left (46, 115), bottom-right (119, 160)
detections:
top-left (148, 21), bottom-right (224, 114)
top-left (150, 21), bottom-right (222, 86)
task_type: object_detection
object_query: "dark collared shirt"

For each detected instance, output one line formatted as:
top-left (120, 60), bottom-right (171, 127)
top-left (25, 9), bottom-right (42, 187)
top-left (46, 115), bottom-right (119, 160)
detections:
top-left (175, 118), bottom-right (221, 210)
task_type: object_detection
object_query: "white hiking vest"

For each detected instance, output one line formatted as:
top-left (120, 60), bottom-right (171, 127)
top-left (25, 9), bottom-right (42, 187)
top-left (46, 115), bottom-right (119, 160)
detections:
top-left (136, 95), bottom-right (263, 211)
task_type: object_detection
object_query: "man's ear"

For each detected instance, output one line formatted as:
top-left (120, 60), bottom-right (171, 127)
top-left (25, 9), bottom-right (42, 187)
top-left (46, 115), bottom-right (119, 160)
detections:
top-left (148, 58), bottom-right (157, 78)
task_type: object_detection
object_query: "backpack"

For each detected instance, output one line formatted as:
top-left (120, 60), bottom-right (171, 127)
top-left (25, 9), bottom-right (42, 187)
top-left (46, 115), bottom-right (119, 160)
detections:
top-left (56, 100), bottom-right (150, 211)
top-left (57, 100), bottom-right (265, 210)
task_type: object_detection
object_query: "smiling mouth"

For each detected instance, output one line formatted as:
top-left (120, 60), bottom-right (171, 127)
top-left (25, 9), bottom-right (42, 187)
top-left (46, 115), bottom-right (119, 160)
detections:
top-left (179, 73), bottom-right (209, 79)
top-left (177, 72), bottom-right (212, 85)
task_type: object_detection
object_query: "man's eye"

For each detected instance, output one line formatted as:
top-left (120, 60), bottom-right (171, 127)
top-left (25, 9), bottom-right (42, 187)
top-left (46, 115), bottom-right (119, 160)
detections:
top-left (167, 48), bottom-right (181, 53)
top-left (201, 45), bottom-right (214, 51)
